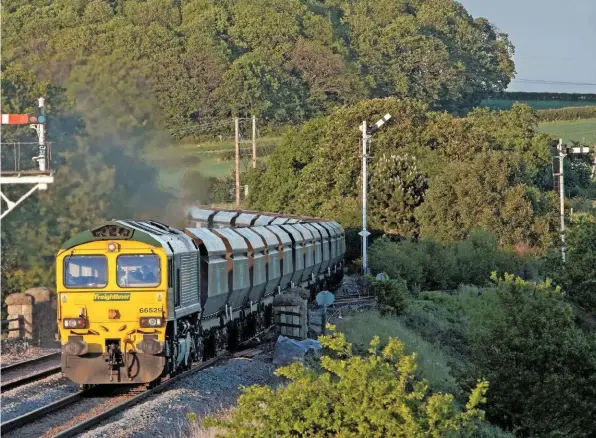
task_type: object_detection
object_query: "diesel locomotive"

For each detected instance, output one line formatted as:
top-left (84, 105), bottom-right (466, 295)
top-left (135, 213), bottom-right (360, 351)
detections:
top-left (56, 208), bottom-right (345, 386)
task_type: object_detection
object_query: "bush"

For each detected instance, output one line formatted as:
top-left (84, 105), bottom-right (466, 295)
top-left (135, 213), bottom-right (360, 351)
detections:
top-left (204, 327), bottom-right (489, 438)
top-left (367, 276), bottom-right (409, 314)
top-left (368, 230), bottom-right (540, 292)
top-left (548, 217), bottom-right (596, 313)
top-left (464, 273), bottom-right (596, 437)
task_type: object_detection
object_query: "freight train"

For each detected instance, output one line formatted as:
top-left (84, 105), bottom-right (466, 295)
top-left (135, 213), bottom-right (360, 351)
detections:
top-left (56, 208), bottom-right (345, 386)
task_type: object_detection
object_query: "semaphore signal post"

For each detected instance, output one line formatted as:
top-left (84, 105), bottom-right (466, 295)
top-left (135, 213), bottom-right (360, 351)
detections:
top-left (0, 97), bottom-right (54, 220)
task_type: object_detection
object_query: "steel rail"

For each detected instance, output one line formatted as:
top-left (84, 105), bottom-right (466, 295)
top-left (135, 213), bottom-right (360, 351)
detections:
top-left (0, 351), bottom-right (60, 372)
top-left (53, 328), bottom-right (273, 437)
top-left (0, 389), bottom-right (89, 434)
top-left (0, 365), bottom-right (62, 392)
top-left (53, 355), bottom-right (227, 438)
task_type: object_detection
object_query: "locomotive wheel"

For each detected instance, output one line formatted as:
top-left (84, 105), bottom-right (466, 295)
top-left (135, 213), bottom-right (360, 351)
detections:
top-left (148, 377), bottom-right (162, 389)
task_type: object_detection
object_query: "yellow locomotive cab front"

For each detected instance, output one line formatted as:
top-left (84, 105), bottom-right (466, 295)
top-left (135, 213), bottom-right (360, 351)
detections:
top-left (57, 231), bottom-right (168, 385)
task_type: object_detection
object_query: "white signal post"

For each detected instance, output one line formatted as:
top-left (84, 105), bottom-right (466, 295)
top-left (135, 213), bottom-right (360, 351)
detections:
top-left (555, 139), bottom-right (593, 262)
top-left (0, 97), bottom-right (53, 220)
top-left (360, 113), bottom-right (392, 275)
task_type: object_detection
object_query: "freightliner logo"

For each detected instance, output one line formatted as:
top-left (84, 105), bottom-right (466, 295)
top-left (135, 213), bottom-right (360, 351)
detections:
top-left (93, 293), bottom-right (131, 301)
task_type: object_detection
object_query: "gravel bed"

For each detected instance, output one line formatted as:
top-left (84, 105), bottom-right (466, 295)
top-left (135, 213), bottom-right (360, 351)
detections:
top-left (0, 374), bottom-right (79, 423)
top-left (79, 353), bottom-right (282, 438)
top-left (1, 355), bottom-right (61, 384)
top-left (1, 388), bottom-right (128, 438)
top-left (1, 346), bottom-right (61, 367)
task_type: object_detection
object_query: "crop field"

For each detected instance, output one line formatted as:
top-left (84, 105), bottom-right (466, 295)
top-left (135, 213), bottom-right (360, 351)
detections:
top-left (538, 119), bottom-right (596, 144)
top-left (482, 99), bottom-right (596, 110)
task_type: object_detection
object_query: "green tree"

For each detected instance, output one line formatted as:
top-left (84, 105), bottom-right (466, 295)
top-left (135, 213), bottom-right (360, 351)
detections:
top-left (549, 217), bottom-right (596, 312)
top-left (369, 153), bottom-right (428, 236)
top-left (415, 151), bottom-right (555, 248)
top-left (204, 328), bottom-right (489, 437)
top-left (465, 273), bottom-right (596, 437)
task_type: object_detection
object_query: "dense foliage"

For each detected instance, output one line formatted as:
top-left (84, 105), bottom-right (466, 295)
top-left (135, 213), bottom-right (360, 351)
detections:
top-left (366, 275), bottom-right (409, 314)
top-left (547, 217), bottom-right (596, 313)
top-left (2, 0), bottom-right (515, 129)
top-left (247, 99), bottom-right (561, 248)
top-left (357, 268), bottom-right (596, 438)
top-left (465, 274), bottom-right (596, 437)
top-left (368, 231), bottom-right (541, 292)
top-left (204, 327), bottom-right (489, 437)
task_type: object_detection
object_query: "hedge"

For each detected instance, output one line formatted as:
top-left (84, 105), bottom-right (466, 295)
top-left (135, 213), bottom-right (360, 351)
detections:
top-left (537, 106), bottom-right (596, 122)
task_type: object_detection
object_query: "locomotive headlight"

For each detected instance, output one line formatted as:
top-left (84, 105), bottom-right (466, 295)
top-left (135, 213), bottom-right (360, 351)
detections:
top-left (139, 317), bottom-right (163, 328)
top-left (63, 318), bottom-right (86, 329)
top-left (107, 241), bottom-right (118, 252)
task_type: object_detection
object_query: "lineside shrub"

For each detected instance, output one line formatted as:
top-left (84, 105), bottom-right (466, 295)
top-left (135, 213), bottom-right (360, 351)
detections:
top-left (464, 273), bottom-right (596, 437)
top-left (366, 275), bottom-right (409, 314)
top-left (204, 327), bottom-right (489, 437)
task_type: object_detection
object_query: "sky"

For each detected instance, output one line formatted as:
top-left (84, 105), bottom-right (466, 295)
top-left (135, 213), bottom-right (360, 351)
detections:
top-left (458, 0), bottom-right (596, 93)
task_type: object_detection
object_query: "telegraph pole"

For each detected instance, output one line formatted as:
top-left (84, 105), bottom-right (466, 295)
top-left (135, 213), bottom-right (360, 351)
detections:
top-left (234, 117), bottom-right (240, 206)
top-left (359, 113), bottom-right (392, 275)
top-left (252, 115), bottom-right (257, 168)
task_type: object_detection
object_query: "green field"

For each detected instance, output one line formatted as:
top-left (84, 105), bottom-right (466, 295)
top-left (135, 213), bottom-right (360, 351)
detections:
top-left (538, 118), bottom-right (596, 144)
top-left (482, 99), bottom-right (596, 110)
top-left (146, 137), bottom-right (281, 194)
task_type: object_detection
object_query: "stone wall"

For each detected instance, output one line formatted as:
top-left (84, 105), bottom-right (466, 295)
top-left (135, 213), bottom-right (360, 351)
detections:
top-left (4, 287), bottom-right (57, 342)
top-left (273, 288), bottom-right (309, 340)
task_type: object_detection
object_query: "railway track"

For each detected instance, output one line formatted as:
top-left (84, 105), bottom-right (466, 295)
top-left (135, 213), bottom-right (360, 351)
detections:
top-left (1, 330), bottom-right (271, 437)
top-left (0, 352), bottom-right (62, 392)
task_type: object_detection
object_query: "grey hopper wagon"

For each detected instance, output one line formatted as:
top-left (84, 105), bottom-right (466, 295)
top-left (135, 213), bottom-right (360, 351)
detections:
top-left (249, 226), bottom-right (282, 298)
top-left (274, 224), bottom-right (305, 286)
top-left (232, 227), bottom-right (267, 304)
top-left (264, 224), bottom-right (294, 290)
top-left (183, 228), bottom-right (228, 318)
top-left (209, 227), bottom-right (250, 311)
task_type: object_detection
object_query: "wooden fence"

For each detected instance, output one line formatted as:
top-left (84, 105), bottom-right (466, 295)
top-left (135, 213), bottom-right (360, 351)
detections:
top-left (1, 315), bottom-right (25, 338)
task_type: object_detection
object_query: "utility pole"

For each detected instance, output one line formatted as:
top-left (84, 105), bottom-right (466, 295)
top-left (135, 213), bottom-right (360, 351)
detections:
top-left (554, 139), bottom-right (592, 262)
top-left (359, 113), bottom-right (392, 275)
top-left (252, 115), bottom-right (257, 169)
top-left (234, 117), bottom-right (240, 206)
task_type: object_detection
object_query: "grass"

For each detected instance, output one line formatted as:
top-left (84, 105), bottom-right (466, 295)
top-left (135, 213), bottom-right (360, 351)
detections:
top-left (336, 295), bottom-right (514, 438)
top-left (482, 99), bottom-right (596, 110)
top-left (146, 136), bottom-right (281, 193)
top-left (337, 310), bottom-right (461, 396)
top-left (538, 118), bottom-right (596, 144)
